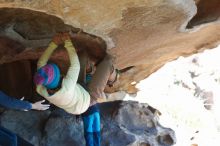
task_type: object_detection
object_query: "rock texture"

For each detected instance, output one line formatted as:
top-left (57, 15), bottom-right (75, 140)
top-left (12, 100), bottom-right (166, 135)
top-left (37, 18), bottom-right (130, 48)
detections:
top-left (0, 1), bottom-right (219, 145)
top-left (0, 101), bottom-right (176, 146)
top-left (0, 0), bottom-right (220, 93)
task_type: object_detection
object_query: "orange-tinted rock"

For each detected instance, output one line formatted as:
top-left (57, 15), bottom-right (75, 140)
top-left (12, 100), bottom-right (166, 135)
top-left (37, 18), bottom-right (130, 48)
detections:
top-left (0, 0), bottom-right (219, 93)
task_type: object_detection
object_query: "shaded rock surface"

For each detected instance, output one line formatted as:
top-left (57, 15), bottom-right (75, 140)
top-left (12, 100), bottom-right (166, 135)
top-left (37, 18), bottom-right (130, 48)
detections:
top-left (0, 101), bottom-right (176, 146)
top-left (187, 0), bottom-right (220, 27)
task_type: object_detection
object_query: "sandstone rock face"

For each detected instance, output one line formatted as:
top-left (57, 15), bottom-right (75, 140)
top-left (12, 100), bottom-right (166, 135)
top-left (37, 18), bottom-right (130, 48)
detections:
top-left (0, 0), bottom-right (220, 93)
top-left (0, 101), bottom-right (176, 146)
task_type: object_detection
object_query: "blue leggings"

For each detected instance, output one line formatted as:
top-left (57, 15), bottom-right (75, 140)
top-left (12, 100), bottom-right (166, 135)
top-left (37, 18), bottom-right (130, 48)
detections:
top-left (82, 105), bottom-right (101, 146)
top-left (0, 126), bottom-right (33, 146)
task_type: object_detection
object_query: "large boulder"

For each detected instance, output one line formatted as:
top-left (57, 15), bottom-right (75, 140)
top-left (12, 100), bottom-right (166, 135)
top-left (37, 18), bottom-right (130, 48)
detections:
top-left (0, 101), bottom-right (176, 146)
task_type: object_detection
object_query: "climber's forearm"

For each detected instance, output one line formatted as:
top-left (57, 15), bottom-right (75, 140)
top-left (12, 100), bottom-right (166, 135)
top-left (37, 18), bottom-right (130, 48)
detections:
top-left (37, 42), bottom-right (58, 69)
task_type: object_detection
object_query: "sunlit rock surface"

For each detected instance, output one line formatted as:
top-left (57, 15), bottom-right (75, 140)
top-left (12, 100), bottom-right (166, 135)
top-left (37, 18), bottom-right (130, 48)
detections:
top-left (0, 1), bottom-right (220, 145)
top-left (0, 0), bottom-right (220, 93)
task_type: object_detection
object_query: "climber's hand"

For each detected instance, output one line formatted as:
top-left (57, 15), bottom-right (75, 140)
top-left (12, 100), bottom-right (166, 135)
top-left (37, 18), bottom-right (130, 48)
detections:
top-left (62, 32), bottom-right (71, 41)
top-left (52, 33), bottom-right (63, 45)
top-left (31, 100), bottom-right (50, 111)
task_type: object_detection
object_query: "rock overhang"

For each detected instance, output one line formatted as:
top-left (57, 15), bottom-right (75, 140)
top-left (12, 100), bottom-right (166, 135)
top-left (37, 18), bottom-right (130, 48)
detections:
top-left (0, 0), bottom-right (220, 94)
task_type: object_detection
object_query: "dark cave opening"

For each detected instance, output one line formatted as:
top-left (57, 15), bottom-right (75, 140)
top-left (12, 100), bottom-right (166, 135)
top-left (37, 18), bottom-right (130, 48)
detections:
top-left (187, 0), bottom-right (220, 28)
